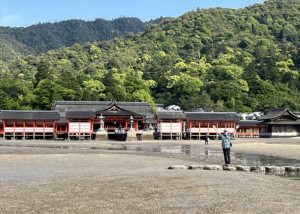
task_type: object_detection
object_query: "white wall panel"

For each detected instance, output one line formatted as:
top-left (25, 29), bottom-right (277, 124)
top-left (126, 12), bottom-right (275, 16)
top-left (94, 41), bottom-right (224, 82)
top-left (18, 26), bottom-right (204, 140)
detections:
top-left (4, 127), bottom-right (54, 133)
top-left (69, 122), bottom-right (80, 132)
top-left (24, 128), bottom-right (34, 132)
top-left (69, 122), bottom-right (91, 133)
top-left (158, 122), bottom-right (182, 133)
top-left (4, 128), bottom-right (14, 132)
top-left (80, 123), bottom-right (91, 132)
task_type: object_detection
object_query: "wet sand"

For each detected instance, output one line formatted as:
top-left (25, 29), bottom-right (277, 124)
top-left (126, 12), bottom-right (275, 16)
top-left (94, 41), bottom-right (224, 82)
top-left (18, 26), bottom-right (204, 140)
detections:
top-left (0, 138), bottom-right (299, 213)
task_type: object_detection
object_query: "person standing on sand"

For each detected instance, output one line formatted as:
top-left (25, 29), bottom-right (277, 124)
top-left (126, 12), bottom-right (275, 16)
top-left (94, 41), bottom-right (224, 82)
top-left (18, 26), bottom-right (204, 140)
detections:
top-left (213, 125), bottom-right (232, 166)
top-left (205, 134), bottom-right (210, 145)
top-left (220, 129), bottom-right (232, 166)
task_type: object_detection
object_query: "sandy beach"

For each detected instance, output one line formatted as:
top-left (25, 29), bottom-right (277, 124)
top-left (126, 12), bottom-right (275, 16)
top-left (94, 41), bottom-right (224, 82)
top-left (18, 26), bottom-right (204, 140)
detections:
top-left (0, 138), bottom-right (299, 213)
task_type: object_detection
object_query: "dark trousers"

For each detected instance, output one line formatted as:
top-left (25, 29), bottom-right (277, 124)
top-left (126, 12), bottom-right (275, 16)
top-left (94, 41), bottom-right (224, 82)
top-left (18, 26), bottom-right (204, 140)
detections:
top-left (223, 148), bottom-right (231, 165)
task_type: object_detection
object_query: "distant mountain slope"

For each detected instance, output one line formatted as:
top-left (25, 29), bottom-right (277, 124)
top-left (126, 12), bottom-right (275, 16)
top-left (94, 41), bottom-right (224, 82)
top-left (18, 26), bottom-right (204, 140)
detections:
top-left (0, 36), bottom-right (33, 61)
top-left (0, 17), bottom-right (164, 60)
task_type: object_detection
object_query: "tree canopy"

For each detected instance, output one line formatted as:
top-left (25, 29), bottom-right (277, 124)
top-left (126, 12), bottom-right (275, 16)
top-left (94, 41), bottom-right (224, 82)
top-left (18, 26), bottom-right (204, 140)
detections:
top-left (0, 0), bottom-right (300, 113)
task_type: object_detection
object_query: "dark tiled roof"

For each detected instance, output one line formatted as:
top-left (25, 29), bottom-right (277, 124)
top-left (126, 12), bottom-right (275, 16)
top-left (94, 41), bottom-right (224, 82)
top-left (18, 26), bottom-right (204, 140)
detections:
top-left (100, 110), bottom-right (144, 119)
top-left (52, 101), bottom-right (154, 116)
top-left (185, 112), bottom-right (239, 121)
top-left (258, 121), bottom-right (300, 125)
top-left (259, 108), bottom-right (300, 120)
top-left (237, 120), bottom-right (260, 126)
top-left (0, 110), bottom-right (60, 120)
top-left (155, 111), bottom-right (186, 119)
top-left (118, 102), bottom-right (154, 116)
top-left (52, 101), bottom-right (110, 112)
top-left (65, 110), bottom-right (96, 119)
top-left (55, 117), bottom-right (68, 124)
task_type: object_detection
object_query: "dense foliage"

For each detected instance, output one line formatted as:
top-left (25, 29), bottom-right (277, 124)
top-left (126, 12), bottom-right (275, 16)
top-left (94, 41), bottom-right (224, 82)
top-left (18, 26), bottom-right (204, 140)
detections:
top-left (0, 17), bottom-right (154, 60)
top-left (0, 0), bottom-right (300, 113)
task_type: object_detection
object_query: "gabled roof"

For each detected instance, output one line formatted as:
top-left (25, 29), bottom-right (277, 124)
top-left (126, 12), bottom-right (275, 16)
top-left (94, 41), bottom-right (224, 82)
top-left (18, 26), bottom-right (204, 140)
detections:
top-left (185, 112), bottom-right (239, 121)
top-left (97, 101), bottom-right (146, 118)
top-left (65, 110), bottom-right (96, 119)
top-left (237, 120), bottom-right (260, 127)
top-left (155, 110), bottom-right (186, 119)
top-left (258, 108), bottom-right (300, 121)
top-left (99, 110), bottom-right (144, 119)
top-left (0, 110), bottom-right (60, 120)
top-left (260, 121), bottom-right (300, 125)
top-left (52, 100), bottom-right (154, 117)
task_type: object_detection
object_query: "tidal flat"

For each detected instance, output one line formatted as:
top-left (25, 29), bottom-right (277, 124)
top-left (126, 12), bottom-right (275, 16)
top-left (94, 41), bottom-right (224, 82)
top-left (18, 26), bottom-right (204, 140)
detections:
top-left (0, 138), bottom-right (299, 213)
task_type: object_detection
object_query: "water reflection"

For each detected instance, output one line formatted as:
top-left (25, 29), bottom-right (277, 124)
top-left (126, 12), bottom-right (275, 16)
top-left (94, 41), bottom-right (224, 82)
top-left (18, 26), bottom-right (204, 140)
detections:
top-left (128, 144), bottom-right (299, 179)
top-left (235, 153), bottom-right (300, 167)
top-left (160, 145), bottom-right (191, 154)
top-left (160, 145), bottom-right (182, 154)
top-left (127, 144), bottom-right (299, 168)
top-left (155, 144), bottom-right (223, 161)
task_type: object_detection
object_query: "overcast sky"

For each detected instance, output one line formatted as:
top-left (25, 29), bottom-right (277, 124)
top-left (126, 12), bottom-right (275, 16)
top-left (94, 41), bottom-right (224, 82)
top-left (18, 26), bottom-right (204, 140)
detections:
top-left (0, 0), bottom-right (265, 27)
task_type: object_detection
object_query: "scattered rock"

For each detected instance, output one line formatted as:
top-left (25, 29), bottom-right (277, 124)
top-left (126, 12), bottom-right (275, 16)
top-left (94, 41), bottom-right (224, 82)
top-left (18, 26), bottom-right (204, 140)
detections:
top-left (188, 165), bottom-right (204, 170)
top-left (203, 165), bottom-right (222, 170)
top-left (223, 166), bottom-right (236, 171)
top-left (250, 166), bottom-right (266, 173)
top-left (265, 166), bottom-right (285, 174)
top-left (168, 165), bottom-right (188, 170)
top-left (168, 164), bottom-right (299, 176)
top-left (236, 165), bottom-right (250, 172)
top-left (284, 166), bottom-right (296, 172)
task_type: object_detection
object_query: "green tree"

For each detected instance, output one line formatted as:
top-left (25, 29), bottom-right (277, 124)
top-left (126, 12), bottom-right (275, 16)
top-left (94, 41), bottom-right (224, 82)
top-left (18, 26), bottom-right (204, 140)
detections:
top-left (82, 79), bottom-right (106, 101)
top-left (33, 79), bottom-right (54, 109)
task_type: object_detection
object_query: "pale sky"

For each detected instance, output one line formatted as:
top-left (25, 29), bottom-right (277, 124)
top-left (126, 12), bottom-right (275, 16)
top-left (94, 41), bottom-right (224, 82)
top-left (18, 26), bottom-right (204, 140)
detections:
top-left (0, 0), bottom-right (265, 27)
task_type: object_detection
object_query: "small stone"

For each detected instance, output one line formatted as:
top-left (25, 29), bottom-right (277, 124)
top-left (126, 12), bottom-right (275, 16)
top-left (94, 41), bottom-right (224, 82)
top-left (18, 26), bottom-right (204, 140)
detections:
top-left (295, 167), bottom-right (300, 173)
top-left (203, 165), bottom-right (222, 170)
top-left (250, 166), bottom-right (265, 173)
top-left (223, 166), bottom-right (236, 171)
top-left (236, 165), bottom-right (250, 172)
top-left (265, 166), bottom-right (285, 173)
top-left (284, 166), bottom-right (296, 172)
top-left (188, 165), bottom-right (204, 170)
top-left (168, 165), bottom-right (188, 170)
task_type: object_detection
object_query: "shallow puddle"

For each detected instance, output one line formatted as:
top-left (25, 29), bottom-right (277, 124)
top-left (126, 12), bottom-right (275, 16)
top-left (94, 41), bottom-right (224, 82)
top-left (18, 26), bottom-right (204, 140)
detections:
top-left (120, 143), bottom-right (300, 178)
top-left (234, 152), bottom-right (300, 167)
top-left (125, 144), bottom-right (300, 166)
top-left (124, 145), bottom-right (300, 180)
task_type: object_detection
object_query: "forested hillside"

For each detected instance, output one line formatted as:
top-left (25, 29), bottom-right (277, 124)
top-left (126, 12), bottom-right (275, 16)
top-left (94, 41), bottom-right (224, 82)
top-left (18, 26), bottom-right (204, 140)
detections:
top-left (0, 0), bottom-right (299, 113)
top-left (0, 17), bottom-right (157, 60)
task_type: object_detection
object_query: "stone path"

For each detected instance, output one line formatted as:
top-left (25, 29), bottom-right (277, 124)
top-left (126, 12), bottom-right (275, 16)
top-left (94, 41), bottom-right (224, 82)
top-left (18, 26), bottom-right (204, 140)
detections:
top-left (169, 164), bottom-right (300, 175)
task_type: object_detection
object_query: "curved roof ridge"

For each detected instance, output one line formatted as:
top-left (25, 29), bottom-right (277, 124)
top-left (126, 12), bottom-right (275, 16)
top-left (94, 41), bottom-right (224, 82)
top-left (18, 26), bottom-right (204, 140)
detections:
top-left (259, 108), bottom-right (300, 120)
top-left (185, 111), bottom-right (237, 114)
top-left (0, 110), bottom-right (59, 113)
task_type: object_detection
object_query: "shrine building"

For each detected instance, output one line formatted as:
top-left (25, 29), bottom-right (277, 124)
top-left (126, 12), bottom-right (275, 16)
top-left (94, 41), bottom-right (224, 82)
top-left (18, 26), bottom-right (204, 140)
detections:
top-left (0, 102), bottom-right (300, 140)
top-left (258, 108), bottom-right (300, 137)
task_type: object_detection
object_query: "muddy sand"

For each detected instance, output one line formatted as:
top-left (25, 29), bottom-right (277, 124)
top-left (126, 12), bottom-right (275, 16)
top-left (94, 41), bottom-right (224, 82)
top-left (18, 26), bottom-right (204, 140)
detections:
top-left (0, 138), bottom-right (299, 213)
